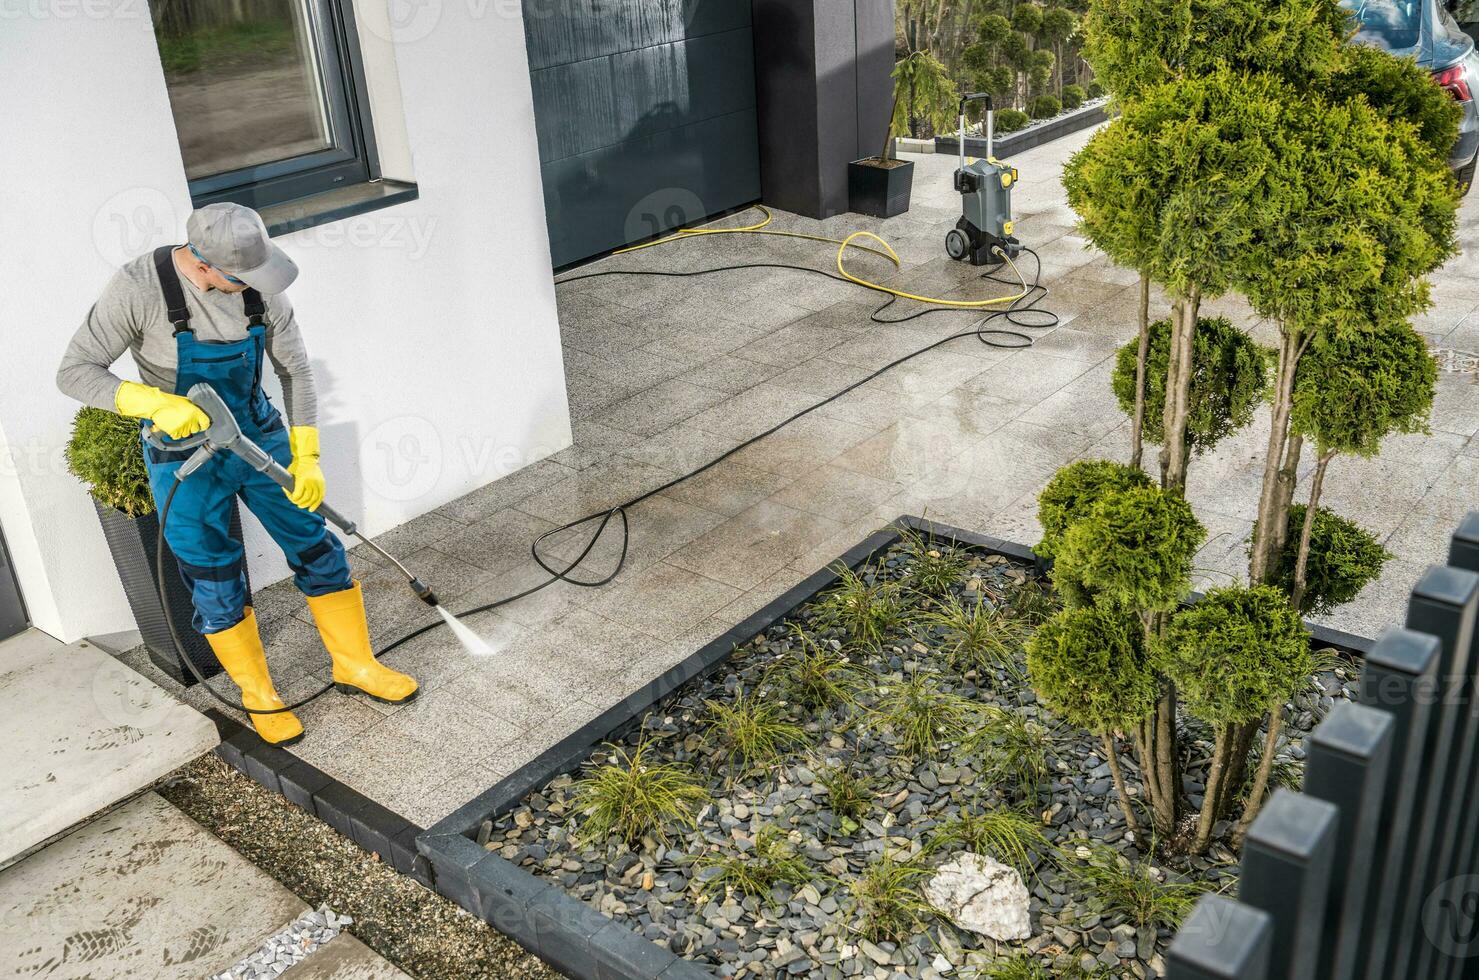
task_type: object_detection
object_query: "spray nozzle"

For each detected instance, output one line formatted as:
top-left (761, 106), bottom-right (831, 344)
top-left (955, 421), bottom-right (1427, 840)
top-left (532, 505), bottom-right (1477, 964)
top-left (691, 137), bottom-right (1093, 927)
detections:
top-left (409, 578), bottom-right (440, 607)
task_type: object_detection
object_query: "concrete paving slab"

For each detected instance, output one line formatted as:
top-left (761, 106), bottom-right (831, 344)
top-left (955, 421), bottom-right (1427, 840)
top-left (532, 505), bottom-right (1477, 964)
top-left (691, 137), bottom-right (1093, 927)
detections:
top-left (0, 792), bottom-right (409, 980)
top-left (0, 631), bottom-right (218, 867)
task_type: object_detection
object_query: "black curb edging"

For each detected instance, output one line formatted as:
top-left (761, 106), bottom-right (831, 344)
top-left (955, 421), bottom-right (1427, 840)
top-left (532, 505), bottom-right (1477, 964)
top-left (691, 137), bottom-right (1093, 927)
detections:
top-left (203, 709), bottom-right (434, 888)
top-left (201, 516), bottom-right (1374, 980)
top-left (934, 101), bottom-right (1111, 159)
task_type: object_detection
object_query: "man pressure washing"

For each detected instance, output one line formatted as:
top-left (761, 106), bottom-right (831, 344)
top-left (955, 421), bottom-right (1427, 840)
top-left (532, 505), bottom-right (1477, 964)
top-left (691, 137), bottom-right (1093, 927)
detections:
top-left (58, 202), bottom-right (418, 745)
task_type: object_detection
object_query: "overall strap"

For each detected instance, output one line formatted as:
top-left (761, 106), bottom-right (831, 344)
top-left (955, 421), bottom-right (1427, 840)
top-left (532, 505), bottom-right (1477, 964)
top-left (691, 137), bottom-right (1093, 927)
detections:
top-left (242, 288), bottom-right (266, 326)
top-left (152, 245), bottom-right (192, 335)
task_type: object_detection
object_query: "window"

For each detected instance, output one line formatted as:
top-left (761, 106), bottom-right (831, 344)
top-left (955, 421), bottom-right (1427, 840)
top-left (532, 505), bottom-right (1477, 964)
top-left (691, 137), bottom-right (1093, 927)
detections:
top-left (148, 0), bottom-right (378, 211)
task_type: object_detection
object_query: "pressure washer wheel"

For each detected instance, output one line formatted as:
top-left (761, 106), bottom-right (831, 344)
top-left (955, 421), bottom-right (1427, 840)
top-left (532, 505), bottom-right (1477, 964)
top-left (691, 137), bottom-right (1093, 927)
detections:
top-left (945, 228), bottom-right (970, 261)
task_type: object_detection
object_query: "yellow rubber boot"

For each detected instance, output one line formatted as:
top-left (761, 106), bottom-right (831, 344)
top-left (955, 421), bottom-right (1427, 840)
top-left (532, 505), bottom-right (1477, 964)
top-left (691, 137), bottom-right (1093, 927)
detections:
top-left (205, 608), bottom-right (305, 745)
top-left (306, 581), bottom-right (419, 704)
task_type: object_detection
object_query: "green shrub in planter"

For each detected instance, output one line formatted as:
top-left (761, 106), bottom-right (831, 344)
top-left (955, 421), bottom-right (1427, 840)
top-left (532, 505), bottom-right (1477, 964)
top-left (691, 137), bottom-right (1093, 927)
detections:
top-left (995, 108), bottom-right (1031, 133)
top-left (64, 407), bottom-right (153, 516)
top-left (1110, 316), bottom-right (1269, 457)
top-left (1086, 81), bottom-right (1104, 99)
top-left (1062, 84), bottom-right (1086, 109)
top-left (1263, 505), bottom-right (1390, 615)
top-left (1036, 459), bottom-right (1152, 559)
top-left (1029, 95), bottom-right (1061, 119)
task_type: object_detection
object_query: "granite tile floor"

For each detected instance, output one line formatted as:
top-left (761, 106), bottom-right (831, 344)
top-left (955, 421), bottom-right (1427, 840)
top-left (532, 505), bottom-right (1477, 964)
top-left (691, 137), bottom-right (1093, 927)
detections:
top-left (129, 126), bottom-right (1478, 827)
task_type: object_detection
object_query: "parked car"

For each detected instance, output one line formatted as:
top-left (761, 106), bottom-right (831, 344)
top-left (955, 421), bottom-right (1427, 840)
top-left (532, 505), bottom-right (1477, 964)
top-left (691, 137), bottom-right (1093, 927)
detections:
top-left (1343, 0), bottom-right (1479, 194)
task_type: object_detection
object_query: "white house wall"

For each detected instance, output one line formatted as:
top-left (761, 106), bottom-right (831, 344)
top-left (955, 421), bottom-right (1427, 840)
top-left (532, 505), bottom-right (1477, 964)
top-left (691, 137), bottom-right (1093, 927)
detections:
top-left (0, 1), bottom-right (570, 642)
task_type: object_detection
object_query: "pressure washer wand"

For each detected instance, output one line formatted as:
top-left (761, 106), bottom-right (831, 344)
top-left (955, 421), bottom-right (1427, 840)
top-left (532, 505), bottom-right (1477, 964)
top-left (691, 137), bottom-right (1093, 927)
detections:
top-left (142, 383), bottom-right (440, 608)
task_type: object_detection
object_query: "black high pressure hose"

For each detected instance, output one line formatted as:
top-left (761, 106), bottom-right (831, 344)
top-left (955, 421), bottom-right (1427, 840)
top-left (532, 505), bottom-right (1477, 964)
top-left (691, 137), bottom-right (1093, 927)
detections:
top-left (157, 246), bottom-right (1057, 716)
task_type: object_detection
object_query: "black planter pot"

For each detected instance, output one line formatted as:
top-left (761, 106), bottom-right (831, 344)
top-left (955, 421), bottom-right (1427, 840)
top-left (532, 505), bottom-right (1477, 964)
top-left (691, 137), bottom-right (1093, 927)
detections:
top-left (848, 157), bottom-right (914, 218)
top-left (92, 499), bottom-right (250, 686)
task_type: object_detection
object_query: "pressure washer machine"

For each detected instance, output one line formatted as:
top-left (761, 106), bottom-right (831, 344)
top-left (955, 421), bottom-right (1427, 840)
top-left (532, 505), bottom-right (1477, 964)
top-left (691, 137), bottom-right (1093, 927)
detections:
top-left (945, 93), bottom-right (1022, 265)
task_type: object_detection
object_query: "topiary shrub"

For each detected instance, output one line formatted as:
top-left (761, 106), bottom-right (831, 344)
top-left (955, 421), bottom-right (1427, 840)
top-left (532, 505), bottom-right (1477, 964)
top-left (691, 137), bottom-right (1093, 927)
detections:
top-left (1086, 81), bottom-right (1104, 99)
top-left (1029, 94), bottom-right (1061, 119)
top-left (65, 406), bottom-right (154, 517)
top-left (1036, 459), bottom-right (1153, 559)
top-left (1052, 484), bottom-right (1205, 612)
top-left (1157, 583), bottom-right (1311, 848)
top-left (995, 108), bottom-right (1031, 133)
top-left (1111, 316), bottom-right (1269, 457)
top-left (1264, 505), bottom-right (1391, 615)
top-left (1291, 323), bottom-right (1436, 458)
top-left (1061, 84), bottom-right (1086, 109)
top-left (1027, 604), bottom-right (1156, 837)
top-left (1028, 606), bottom-right (1157, 733)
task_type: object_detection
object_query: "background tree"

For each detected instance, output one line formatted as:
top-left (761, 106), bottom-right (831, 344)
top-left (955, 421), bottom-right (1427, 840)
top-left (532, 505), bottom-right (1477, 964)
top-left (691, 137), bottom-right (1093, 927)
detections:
top-left (1039, 6), bottom-right (1079, 95)
top-left (1156, 585), bottom-right (1310, 847)
top-left (1028, 606), bottom-right (1157, 839)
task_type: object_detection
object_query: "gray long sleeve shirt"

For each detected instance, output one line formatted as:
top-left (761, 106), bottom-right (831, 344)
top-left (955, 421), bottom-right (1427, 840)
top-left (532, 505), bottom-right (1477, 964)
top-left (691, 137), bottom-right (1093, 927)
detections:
top-left (57, 248), bottom-right (318, 426)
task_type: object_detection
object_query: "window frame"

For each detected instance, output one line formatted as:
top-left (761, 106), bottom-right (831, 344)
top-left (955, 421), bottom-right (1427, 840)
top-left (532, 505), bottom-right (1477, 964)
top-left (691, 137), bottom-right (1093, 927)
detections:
top-left (164, 0), bottom-right (382, 212)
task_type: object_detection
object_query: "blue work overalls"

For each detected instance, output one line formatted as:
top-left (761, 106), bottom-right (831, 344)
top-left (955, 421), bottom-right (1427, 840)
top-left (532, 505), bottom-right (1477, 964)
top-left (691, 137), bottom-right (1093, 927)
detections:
top-left (142, 245), bottom-right (350, 634)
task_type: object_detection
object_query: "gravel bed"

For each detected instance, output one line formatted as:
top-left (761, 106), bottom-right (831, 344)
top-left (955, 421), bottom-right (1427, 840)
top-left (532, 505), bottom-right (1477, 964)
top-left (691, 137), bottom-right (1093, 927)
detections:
top-left (479, 539), bottom-right (1358, 980)
top-left (160, 754), bottom-right (563, 980)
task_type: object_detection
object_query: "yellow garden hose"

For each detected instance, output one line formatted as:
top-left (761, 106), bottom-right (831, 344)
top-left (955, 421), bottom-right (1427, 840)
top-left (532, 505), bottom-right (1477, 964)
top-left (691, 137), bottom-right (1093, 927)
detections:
top-left (612, 205), bottom-right (1029, 308)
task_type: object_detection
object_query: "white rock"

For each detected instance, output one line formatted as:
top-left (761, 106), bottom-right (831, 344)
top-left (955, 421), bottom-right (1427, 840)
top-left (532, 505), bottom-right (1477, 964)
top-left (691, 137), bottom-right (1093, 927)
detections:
top-left (923, 852), bottom-right (1032, 941)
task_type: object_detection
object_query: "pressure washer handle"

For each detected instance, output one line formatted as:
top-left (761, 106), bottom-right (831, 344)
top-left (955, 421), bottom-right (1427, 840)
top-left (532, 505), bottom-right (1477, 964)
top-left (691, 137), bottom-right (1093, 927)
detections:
top-left (254, 453), bottom-right (359, 535)
top-left (957, 92), bottom-right (992, 170)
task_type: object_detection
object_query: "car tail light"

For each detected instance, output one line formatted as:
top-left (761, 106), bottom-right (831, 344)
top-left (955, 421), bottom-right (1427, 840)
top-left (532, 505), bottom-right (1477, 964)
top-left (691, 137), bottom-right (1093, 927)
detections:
top-left (1434, 63), bottom-right (1473, 102)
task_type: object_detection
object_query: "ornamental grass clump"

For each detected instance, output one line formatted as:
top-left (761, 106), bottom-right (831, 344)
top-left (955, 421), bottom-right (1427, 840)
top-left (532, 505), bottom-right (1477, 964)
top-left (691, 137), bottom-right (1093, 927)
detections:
top-left (873, 673), bottom-right (980, 758)
top-left (1067, 842), bottom-right (1211, 930)
top-left (926, 806), bottom-right (1050, 879)
top-left (1027, 606), bottom-right (1157, 839)
top-left (816, 564), bottom-right (912, 653)
top-left (897, 526), bottom-right (972, 596)
top-left (918, 593), bottom-right (1028, 678)
top-left (571, 739), bottom-right (710, 848)
top-left (694, 825), bottom-right (810, 900)
top-left (704, 690), bottom-right (807, 774)
top-left (969, 707), bottom-right (1054, 805)
top-left (845, 851), bottom-right (934, 943)
top-left (1156, 584), bottom-right (1311, 848)
top-left (816, 764), bottom-right (876, 825)
top-left (776, 627), bottom-right (865, 711)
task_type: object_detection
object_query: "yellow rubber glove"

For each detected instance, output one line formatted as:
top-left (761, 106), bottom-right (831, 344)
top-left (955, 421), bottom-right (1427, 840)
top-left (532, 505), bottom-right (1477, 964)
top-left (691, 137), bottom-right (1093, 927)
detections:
top-left (286, 426), bottom-right (326, 512)
top-left (115, 381), bottom-right (210, 439)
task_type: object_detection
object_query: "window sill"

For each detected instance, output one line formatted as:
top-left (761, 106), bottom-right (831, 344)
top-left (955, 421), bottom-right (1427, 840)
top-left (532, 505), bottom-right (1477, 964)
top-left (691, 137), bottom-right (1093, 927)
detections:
top-left (260, 179), bottom-right (419, 237)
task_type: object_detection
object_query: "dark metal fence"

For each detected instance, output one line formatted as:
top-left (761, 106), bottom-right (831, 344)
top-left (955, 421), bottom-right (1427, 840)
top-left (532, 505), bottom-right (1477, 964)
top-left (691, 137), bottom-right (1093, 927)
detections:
top-left (1169, 511), bottom-right (1479, 980)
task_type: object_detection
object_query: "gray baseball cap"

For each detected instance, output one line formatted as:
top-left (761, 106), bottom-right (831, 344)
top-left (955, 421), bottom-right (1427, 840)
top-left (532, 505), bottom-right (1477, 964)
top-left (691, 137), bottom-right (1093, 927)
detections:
top-left (186, 202), bottom-right (299, 294)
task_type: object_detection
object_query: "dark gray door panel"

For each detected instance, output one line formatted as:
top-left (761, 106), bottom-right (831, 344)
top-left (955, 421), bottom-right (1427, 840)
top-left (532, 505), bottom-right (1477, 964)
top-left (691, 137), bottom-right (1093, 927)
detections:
top-left (0, 525), bottom-right (28, 641)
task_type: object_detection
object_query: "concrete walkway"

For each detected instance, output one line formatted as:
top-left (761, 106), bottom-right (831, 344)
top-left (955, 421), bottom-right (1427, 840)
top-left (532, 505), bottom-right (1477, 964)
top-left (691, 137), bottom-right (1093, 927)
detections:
top-left (120, 126), bottom-right (1477, 830)
top-left (0, 792), bottom-right (408, 979)
top-left (0, 629), bottom-right (217, 867)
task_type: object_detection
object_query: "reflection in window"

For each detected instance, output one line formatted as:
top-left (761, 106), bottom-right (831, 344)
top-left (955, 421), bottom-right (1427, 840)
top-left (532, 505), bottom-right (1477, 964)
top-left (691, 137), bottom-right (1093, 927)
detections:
top-left (150, 0), bottom-right (334, 180)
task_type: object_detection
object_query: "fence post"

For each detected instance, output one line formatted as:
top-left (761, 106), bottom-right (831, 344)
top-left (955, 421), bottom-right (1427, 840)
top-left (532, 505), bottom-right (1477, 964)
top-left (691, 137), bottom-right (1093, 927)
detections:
top-left (1354, 627), bottom-right (1442, 980)
top-left (1441, 513), bottom-right (1479, 979)
top-left (1238, 789), bottom-right (1339, 980)
top-left (1302, 701), bottom-right (1395, 980)
top-left (1388, 566), bottom-right (1479, 978)
top-left (1167, 895), bottom-right (1274, 980)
